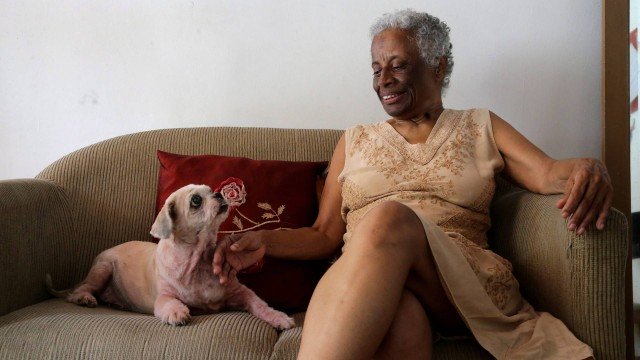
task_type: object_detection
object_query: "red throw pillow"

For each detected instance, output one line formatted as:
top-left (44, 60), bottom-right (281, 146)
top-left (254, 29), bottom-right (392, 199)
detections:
top-left (155, 150), bottom-right (329, 313)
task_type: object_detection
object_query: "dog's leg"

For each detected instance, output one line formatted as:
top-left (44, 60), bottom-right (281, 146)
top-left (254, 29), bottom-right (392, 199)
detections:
top-left (226, 285), bottom-right (295, 330)
top-left (67, 255), bottom-right (113, 308)
top-left (154, 294), bottom-right (191, 326)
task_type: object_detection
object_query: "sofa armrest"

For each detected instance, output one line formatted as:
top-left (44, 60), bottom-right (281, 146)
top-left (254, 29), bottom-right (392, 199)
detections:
top-left (489, 189), bottom-right (627, 359)
top-left (0, 179), bottom-right (75, 316)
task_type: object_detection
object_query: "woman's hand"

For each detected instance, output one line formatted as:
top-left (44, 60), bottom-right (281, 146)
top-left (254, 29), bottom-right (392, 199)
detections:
top-left (490, 112), bottom-right (614, 235)
top-left (555, 158), bottom-right (613, 235)
top-left (213, 231), bottom-right (266, 285)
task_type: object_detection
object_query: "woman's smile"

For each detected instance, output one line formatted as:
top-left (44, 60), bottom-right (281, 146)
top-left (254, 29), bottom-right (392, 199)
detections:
top-left (381, 91), bottom-right (407, 105)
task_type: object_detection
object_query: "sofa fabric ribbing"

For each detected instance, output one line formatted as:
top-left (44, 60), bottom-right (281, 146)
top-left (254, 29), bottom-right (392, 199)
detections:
top-left (0, 126), bottom-right (628, 359)
top-left (490, 190), bottom-right (627, 359)
top-left (0, 179), bottom-right (75, 315)
top-left (0, 300), bottom-right (492, 360)
top-left (0, 299), bottom-right (278, 360)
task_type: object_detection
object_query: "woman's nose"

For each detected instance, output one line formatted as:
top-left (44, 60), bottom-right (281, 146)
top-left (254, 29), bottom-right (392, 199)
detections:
top-left (377, 69), bottom-right (394, 88)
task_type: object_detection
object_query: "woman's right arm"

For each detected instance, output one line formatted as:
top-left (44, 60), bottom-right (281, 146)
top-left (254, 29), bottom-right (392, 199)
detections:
top-left (262, 133), bottom-right (347, 259)
top-left (213, 135), bottom-right (347, 282)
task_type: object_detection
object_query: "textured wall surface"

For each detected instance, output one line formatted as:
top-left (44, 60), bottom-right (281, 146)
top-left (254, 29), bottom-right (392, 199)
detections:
top-left (0, 1), bottom-right (602, 179)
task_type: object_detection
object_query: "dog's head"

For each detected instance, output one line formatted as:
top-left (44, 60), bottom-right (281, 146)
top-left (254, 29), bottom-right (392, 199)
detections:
top-left (150, 184), bottom-right (229, 243)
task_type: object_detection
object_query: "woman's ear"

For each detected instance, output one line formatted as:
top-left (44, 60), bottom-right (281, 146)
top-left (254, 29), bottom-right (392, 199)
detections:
top-left (150, 201), bottom-right (175, 239)
top-left (435, 57), bottom-right (447, 82)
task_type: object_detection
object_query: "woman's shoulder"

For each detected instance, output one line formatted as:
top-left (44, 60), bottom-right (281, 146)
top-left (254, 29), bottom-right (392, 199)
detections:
top-left (446, 108), bottom-right (493, 126)
top-left (344, 120), bottom-right (387, 134)
top-left (351, 120), bottom-right (388, 129)
top-left (447, 107), bottom-right (491, 116)
top-left (340, 121), bottom-right (389, 149)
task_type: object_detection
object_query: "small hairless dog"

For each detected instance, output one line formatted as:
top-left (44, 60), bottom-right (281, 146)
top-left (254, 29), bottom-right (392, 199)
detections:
top-left (47, 184), bottom-right (294, 329)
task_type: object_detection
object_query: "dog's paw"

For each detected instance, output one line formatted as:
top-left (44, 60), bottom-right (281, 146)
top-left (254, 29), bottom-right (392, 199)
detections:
top-left (157, 302), bottom-right (191, 326)
top-left (262, 310), bottom-right (295, 330)
top-left (67, 291), bottom-right (98, 308)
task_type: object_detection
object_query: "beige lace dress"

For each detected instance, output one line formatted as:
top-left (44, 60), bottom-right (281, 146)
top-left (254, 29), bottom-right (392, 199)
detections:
top-left (338, 108), bottom-right (593, 359)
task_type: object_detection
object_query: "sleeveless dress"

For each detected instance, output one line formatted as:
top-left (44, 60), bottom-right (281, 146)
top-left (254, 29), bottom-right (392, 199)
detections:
top-left (338, 108), bottom-right (593, 359)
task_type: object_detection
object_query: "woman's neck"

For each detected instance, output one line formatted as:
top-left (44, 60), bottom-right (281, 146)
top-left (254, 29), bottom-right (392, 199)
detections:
top-left (394, 104), bottom-right (445, 125)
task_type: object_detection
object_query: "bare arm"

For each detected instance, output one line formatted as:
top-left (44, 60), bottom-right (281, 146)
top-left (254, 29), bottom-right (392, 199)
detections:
top-left (258, 134), bottom-right (347, 259)
top-left (491, 111), bottom-right (613, 234)
top-left (213, 135), bottom-right (347, 282)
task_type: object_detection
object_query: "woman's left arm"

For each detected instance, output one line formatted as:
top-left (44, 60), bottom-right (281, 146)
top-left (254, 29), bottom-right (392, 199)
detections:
top-left (490, 111), bottom-right (613, 235)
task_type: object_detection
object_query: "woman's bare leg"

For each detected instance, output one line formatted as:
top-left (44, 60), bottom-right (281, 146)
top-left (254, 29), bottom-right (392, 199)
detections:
top-left (297, 201), bottom-right (462, 360)
top-left (372, 290), bottom-right (433, 360)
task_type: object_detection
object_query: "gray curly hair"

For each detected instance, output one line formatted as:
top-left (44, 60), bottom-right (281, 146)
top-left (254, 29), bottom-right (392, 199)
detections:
top-left (370, 9), bottom-right (454, 90)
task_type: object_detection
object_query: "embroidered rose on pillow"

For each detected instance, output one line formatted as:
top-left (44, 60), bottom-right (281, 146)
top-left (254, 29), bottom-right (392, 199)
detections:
top-left (215, 177), bottom-right (287, 234)
top-left (216, 177), bottom-right (247, 207)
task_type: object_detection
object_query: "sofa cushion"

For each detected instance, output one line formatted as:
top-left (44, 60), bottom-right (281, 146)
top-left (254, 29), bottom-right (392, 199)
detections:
top-left (0, 299), bottom-right (281, 359)
top-left (269, 313), bottom-right (493, 360)
top-left (155, 151), bottom-right (329, 313)
top-left (0, 300), bottom-right (493, 360)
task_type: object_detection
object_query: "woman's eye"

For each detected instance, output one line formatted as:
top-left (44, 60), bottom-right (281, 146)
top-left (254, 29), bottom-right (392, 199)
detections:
top-left (372, 70), bottom-right (381, 77)
top-left (190, 194), bottom-right (202, 209)
top-left (392, 65), bottom-right (407, 71)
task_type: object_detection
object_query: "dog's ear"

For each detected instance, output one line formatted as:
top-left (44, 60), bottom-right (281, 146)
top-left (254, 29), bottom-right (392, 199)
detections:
top-left (150, 201), bottom-right (176, 239)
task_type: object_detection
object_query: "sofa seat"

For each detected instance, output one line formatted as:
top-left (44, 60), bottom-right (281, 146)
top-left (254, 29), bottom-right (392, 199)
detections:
top-left (0, 299), bottom-right (491, 359)
top-left (0, 299), bottom-right (281, 359)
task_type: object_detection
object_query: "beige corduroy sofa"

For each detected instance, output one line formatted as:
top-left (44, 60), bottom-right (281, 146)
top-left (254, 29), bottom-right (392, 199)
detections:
top-left (0, 127), bottom-right (628, 359)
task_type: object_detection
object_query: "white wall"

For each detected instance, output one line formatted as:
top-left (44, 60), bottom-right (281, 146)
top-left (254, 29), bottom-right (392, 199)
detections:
top-left (0, 0), bottom-right (602, 180)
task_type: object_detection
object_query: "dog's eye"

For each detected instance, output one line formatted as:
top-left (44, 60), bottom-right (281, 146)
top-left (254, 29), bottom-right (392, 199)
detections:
top-left (190, 194), bottom-right (202, 209)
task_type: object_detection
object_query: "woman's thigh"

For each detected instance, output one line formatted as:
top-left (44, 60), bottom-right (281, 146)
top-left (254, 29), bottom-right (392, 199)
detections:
top-left (349, 201), bottom-right (466, 334)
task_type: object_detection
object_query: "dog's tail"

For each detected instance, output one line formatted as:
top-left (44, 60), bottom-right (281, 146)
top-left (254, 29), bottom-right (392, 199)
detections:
top-left (45, 274), bottom-right (70, 299)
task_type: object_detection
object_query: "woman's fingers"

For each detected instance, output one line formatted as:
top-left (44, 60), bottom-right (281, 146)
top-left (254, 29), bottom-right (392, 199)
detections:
top-left (567, 173), bottom-right (601, 231)
top-left (213, 232), bottom-right (266, 278)
top-left (556, 197), bottom-right (568, 211)
top-left (220, 262), bottom-right (231, 285)
top-left (230, 235), bottom-right (252, 251)
top-left (230, 232), bottom-right (263, 252)
top-left (212, 241), bottom-right (226, 275)
top-left (226, 251), bottom-right (247, 272)
top-left (557, 176), bottom-right (574, 212)
top-left (213, 234), bottom-right (241, 281)
top-left (560, 160), bottom-right (613, 234)
top-left (576, 188), bottom-right (607, 235)
top-left (561, 171), bottom-right (588, 220)
top-left (596, 191), bottom-right (614, 230)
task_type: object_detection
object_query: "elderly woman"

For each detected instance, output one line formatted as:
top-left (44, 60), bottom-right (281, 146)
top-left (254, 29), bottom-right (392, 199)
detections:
top-left (214, 9), bottom-right (609, 359)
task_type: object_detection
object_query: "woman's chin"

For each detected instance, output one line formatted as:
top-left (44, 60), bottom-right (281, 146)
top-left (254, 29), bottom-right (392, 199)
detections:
top-left (382, 104), bottom-right (409, 118)
top-left (385, 108), bottom-right (418, 120)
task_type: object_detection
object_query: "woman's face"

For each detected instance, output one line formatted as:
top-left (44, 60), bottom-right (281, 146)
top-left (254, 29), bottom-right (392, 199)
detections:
top-left (371, 29), bottom-right (443, 120)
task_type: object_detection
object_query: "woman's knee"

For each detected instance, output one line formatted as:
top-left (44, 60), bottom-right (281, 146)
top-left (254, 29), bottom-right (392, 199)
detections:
top-left (351, 201), bottom-right (426, 251)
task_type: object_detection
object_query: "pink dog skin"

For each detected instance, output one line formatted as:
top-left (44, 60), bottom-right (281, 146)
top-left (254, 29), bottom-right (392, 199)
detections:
top-left (66, 184), bottom-right (294, 329)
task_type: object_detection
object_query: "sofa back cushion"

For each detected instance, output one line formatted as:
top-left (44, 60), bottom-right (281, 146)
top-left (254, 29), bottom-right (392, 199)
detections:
top-left (36, 127), bottom-right (342, 286)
